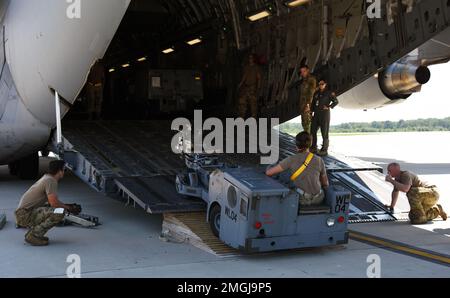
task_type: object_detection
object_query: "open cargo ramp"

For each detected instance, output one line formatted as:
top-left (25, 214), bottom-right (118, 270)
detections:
top-left (59, 121), bottom-right (206, 214)
top-left (57, 121), bottom-right (398, 222)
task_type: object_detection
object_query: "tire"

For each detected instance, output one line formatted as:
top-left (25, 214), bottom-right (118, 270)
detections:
top-left (40, 149), bottom-right (50, 157)
top-left (8, 161), bottom-right (19, 176)
top-left (18, 153), bottom-right (39, 180)
top-left (209, 204), bottom-right (221, 238)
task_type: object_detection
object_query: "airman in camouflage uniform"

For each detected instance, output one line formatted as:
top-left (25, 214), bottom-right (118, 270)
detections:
top-left (407, 186), bottom-right (442, 224)
top-left (299, 65), bottom-right (317, 133)
top-left (86, 60), bottom-right (105, 120)
top-left (15, 160), bottom-right (81, 246)
top-left (385, 163), bottom-right (447, 224)
top-left (238, 54), bottom-right (262, 118)
top-left (16, 207), bottom-right (65, 244)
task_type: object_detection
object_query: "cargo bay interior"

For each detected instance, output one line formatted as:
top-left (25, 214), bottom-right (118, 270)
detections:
top-left (64, 0), bottom-right (448, 122)
top-left (67, 0), bottom-right (253, 121)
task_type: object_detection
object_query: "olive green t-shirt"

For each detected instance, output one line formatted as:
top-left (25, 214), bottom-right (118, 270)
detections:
top-left (279, 152), bottom-right (326, 195)
top-left (396, 171), bottom-right (428, 193)
top-left (17, 174), bottom-right (58, 210)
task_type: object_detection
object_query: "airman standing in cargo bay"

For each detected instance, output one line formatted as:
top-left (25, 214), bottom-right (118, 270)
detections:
top-left (238, 54), bottom-right (262, 118)
top-left (86, 60), bottom-right (106, 120)
top-left (299, 65), bottom-right (317, 134)
top-left (385, 163), bottom-right (447, 224)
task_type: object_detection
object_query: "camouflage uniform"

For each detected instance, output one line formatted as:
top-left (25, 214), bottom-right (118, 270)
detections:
top-left (15, 207), bottom-right (64, 238)
top-left (299, 75), bottom-right (317, 133)
top-left (395, 171), bottom-right (443, 224)
top-left (86, 61), bottom-right (105, 119)
top-left (407, 186), bottom-right (441, 224)
top-left (239, 64), bottom-right (261, 118)
top-left (239, 87), bottom-right (258, 118)
top-left (86, 83), bottom-right (104, 116)
top-left (15, 174), bottom-right (63, 244)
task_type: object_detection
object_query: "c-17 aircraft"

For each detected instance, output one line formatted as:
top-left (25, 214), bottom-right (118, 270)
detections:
top-left (0, 1), bottom-right (449, 220)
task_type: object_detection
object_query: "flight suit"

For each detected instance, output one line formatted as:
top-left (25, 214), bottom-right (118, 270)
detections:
top-left (407, 186), bottom-right (441, 224)
top-left (239, 64), bottom-right (261, 118)
top-left (311, 89), bottom-right (339, 152)
top-left (299, 75), bottom-right (317, 133)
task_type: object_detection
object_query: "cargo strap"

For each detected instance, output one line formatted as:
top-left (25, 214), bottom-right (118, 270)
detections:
top-left (290, 152), bottom-right (315, 181)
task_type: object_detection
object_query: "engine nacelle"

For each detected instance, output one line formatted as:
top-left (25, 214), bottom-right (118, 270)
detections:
top-left (379, 63), bottom-right (431, 100)
top-left (339, 62), bottom-right (431, 110)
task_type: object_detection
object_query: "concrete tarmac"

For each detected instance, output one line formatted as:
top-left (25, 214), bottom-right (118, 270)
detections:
top-left (1, 132), bottom-right (450, 278)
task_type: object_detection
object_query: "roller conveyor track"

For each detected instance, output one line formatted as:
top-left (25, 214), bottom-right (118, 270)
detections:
top-left (58, 121), bottom-right (395, 222)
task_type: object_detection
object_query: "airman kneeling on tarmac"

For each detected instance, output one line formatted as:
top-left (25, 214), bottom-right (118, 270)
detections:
top-left (266, 131), bottom-right (329, 206)
top-left (15, 160), bottom-right (82, 246)
top-left (385, 163), bottom-right (447, 225)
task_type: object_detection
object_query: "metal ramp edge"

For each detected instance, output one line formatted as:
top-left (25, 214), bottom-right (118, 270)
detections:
top-left (58, 121), bottom-right (205, 214)
top-left (161, 212), bottom-right (240, 257)
top-left (114, 176), bottom-right (206, 214)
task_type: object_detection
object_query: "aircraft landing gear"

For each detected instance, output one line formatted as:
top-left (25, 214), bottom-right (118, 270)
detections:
top-left (8, 152), bottom-right (39, 180)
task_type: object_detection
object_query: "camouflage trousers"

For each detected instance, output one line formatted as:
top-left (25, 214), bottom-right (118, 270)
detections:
top-left (238, 87), bottom-right (258, 118)
top-left (15, 207), bottom-right (64, 237)
top-left (86, 84), bottom-right (104, 115)
top-left (407, 186), bottom-right (440, 224)
top-left (300, 110), bottom-right (312, 134)
top-left (297, 189), bottom-right (325, 206)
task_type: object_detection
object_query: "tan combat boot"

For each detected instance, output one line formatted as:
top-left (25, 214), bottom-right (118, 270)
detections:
top-left (37, 235), bottom-right (49, 241)
top-left (25, 231), bottom-right (49, 246)
top-left (437, 204), bottom-right (447, 221)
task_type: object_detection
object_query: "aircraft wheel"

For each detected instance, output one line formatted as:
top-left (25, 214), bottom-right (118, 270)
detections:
top-left (17, 153), bottom-right (39, 180)
top-left (8, 161), bottom-right (19, 176)
top-left (40, 149), bottom-right (50, 157)
top-left (209, 204), bottom-right (221, 238)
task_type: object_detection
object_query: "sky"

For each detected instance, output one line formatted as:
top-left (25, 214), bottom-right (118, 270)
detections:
top-left (288, 62), bottom-right (450, 125)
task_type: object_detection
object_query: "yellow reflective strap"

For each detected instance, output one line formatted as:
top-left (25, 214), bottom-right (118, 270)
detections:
top-left (290, 153), bottom-right (315, 181)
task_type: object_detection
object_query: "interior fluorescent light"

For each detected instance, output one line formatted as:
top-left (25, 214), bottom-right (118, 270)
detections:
top-left (108, 68), bottom-right (115, 73)
top-left (187, 38), bottom-right (202, 46)
top-left (247, 10), bottom-right (271, 21)
top-left (285, 0), bottom-right (310, 7)
top-left (137, 57), bottom-right (147, 62)
top-left (122, 63), bottom-right (130, 68)
top-left (162, 48), bottom-right (175, 54)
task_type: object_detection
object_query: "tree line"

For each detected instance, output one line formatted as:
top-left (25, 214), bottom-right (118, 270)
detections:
top-left (280, 117), bottom-right (450, 134)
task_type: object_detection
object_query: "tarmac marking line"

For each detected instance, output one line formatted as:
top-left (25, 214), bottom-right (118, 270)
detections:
top-left (349, 230), bottom-right (450, 267)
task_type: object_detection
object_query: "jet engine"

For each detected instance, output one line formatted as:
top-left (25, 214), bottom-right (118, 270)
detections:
top-left (339, 62), bottom-right (431, 109)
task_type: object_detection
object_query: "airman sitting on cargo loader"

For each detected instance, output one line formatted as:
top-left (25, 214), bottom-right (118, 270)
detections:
top-left (266, 132), bottom-right (329, 206)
